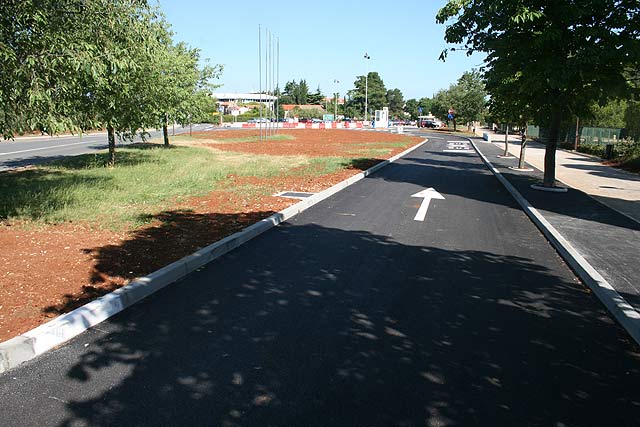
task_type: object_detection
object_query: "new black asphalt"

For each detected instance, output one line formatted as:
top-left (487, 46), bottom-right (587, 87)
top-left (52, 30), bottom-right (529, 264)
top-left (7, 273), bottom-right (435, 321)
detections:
top-left (473, 137), bottom-right (640, 311)
top-left (1, 130), bottom-right (639, 426)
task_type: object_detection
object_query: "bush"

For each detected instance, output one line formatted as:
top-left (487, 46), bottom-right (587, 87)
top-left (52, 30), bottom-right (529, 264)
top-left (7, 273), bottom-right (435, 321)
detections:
top-left (577, 143), bottom-right (606, 157)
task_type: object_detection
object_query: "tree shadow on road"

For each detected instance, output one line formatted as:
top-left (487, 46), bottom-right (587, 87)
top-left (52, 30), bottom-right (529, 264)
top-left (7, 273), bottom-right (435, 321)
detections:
top-left (47, 222), bottom-right (640, 427)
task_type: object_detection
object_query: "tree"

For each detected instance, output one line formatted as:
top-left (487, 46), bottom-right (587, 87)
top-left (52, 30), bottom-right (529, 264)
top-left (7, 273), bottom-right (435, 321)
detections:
top-left (418, 97), bottom-right (433, 116)
top-left (0, 0), bottom-right (92, 137)
top-left (404, 99), bottom-right (419, 119)
top-left (151, 39), bottom-right (222, 146)
top-left (347, 72), bottom-right (387, 118)
top-left (282, 79), bottom-right (310, 105)
top-left (295, 80), bottom-right (309, 105)
top-left (438, 0), bottom-right (640, 187)
top-left (454, 70), bottom-right (487, 124)
top-left (430, 89), bottom-right (452, 122)
top-left (307, 86), bottom-right (324, 105)
top-left (386, 89), bottom-right (405, 118)
top-left (0, 0), bottom-right (223, 163)
top-left (75, 0), bottom-right (173, 166)
top-left (625, 102), bottom-right (640, 142)
top-left (584, 99), bottom-right (627, 129)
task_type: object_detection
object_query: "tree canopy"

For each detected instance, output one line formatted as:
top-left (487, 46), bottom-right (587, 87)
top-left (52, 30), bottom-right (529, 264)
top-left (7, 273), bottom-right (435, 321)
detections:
top-left (281, 80), bottom-right (310, 105)
top-left (386, 89), bottom-right (405, 118)
top-left (1, 0), bottom-right (222, 164)
top-left (347, 72), bottom-right (387, 119)
top-left (437, 0), bottom-right (640, 186)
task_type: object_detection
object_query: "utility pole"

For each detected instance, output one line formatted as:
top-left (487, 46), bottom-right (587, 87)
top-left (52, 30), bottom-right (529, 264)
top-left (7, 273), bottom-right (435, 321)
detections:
top-left (258, 25), bottom-right (263, 142)
top-left (333, 79), bottom-right (340, 122)
top-left (364, 52), bottom-right (370, 122)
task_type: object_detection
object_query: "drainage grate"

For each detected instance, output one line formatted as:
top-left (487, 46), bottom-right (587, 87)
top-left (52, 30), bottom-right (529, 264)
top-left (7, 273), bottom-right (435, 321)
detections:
top-left (275, 191), bottom-right (316, 199)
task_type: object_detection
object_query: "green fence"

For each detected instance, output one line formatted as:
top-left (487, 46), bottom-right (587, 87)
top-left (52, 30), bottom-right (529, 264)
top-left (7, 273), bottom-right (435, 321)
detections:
top-left (579, 127), bottom-right (622, 145)
top-left (525, 125), bottom-right (622, 145)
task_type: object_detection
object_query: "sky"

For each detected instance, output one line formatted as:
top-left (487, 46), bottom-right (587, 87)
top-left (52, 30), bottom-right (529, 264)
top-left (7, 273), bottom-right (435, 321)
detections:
top-left (156, 0), bottom-right (486, 101)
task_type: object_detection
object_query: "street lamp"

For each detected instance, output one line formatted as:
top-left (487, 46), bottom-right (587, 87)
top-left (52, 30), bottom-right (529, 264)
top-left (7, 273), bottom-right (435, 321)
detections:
top-left (333, 79), bottom-right (340, 121)
top-left (364, 52), bottom-right (370, 122)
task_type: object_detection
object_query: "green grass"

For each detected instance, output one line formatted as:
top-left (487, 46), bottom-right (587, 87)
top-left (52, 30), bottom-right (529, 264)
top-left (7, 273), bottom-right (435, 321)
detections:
top-left (0, 134), bottom-right (420, 229)
top-left (0, 144), bottom-right (309, 229)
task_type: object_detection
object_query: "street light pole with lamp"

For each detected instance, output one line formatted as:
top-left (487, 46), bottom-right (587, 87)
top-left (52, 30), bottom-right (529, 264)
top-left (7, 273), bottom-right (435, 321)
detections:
top-left (333, 79), bottom-right (340, 121)
top-left (364, 52), bottom-right (370, 122)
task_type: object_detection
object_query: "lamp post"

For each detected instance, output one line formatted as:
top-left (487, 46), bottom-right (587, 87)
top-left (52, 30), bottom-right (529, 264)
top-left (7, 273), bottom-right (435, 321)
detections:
top-left (333, 79), bottom-right (340, 121)
top-left (364, 52), bottom-right (370, 122)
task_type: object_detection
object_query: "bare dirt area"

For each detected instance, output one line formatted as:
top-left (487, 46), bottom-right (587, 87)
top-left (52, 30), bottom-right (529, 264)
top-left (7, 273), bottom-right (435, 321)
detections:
top-left (0, 129), bottom-right (423, 343)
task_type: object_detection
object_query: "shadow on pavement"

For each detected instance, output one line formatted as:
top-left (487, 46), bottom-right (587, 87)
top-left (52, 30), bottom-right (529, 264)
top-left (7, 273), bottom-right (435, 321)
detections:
top-left (42, 209), bottom-right (279, 316)
top-left (56, 222), bottom-right (640, 427)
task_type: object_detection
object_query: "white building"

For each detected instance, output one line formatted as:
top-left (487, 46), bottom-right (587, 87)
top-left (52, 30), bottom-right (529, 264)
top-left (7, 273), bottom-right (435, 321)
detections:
top-left (213, 92), bottom-right (278, 114)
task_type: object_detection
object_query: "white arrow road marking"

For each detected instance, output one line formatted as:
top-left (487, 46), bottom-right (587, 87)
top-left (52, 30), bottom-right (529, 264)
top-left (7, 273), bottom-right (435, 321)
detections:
top-left (411, 188), bottom-right (445, 221)
top-left (444, 141), bottom-right (472, 153)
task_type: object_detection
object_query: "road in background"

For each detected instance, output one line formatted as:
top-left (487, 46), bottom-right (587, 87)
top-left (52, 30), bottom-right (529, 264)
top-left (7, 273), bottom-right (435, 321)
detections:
top-left (0, 124), bottom-right (217, 171)
top-left (1, 130), bottom-right (638, 426)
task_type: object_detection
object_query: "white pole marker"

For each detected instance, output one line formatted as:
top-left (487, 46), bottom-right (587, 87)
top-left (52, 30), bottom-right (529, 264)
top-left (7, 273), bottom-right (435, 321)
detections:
top-left (411, 188), bottom-right (445, 221)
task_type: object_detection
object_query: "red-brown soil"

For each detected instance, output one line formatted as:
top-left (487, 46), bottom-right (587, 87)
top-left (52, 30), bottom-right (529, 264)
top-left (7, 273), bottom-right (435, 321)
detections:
top-left (0, 129), bottom-right (423, 342)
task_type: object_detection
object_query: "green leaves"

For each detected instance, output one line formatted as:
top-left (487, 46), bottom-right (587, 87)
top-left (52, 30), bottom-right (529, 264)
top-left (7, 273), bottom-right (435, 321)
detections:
top-left (0, 0), bottom-right (223, 146)
top-left (510, 7), bottom-right (544, 24)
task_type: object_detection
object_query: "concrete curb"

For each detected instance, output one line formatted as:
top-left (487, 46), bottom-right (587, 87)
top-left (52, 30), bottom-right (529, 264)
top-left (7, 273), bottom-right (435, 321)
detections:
top-left (467, 137), bottom-right (640, 347)
top-left (0, 139), bottom-right (429, 373)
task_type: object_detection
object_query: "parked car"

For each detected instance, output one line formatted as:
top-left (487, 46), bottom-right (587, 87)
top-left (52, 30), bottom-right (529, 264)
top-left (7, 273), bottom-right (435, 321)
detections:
top-left (247, 118), bottom-right (269, 123)
top-left (418, 119), bottom-right (434, 128)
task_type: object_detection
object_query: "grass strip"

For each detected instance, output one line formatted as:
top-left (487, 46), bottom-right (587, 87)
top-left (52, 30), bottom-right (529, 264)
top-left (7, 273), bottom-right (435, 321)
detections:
top-left (0, 145), bottom-right (306, 229)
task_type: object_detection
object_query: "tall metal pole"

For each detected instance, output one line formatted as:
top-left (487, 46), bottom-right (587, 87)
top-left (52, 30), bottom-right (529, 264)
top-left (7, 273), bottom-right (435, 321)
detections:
top-left (267, 29), bottom-right (270, 136)
top-left (364, 52), bottom-right (370, 122)
top-left (271, 31), bottom-right (275, 136)
top-left (264, 29), bottom-right (271, 136)
top-left (276, 37), bottom-right (280, 134)
top-left (259, 25), bottom-right (263, 142)
top-left (333, 79), bottom-right (340, 121)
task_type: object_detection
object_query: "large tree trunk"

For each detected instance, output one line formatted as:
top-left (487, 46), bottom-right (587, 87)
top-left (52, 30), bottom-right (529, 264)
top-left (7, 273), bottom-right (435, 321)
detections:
top-left (543, 109), bottom-right (563, 187)
top-left (162, 113), bottom-right (169, 147)
top-left (107, 123), bottom-right (116, 167)
top-left (503, 124), bottom-right (510, 156)
top-left (518, 125), bottom-right (528, 169)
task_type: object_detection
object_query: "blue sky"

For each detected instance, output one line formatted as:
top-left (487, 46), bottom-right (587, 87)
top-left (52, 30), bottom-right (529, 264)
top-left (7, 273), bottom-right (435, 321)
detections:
top-left (156, 0), bottom-right (486, 101)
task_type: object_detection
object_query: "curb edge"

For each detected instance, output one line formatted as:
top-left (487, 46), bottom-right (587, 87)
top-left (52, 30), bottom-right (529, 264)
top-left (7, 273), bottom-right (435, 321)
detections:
top-left (467, 137), bottom-right (640, 347)
top-left (0, 138), bottom-right (428, 373)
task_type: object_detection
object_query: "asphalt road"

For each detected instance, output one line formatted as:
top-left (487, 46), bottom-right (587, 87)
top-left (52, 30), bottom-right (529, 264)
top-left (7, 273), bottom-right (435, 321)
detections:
top-left (1, 130), bottom-right (639, 426)
top-left (0, 124), bottom-right (217, 171)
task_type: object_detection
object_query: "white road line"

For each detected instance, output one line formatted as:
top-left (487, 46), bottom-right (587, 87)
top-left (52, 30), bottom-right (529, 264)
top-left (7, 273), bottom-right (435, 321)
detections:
top-left (0, 140), bottom-right (99, 157)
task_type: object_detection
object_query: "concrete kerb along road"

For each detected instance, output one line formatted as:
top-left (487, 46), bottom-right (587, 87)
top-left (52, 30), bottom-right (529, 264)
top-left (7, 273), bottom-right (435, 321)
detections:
top-left (0, 138), bottom-right (429, 374)
top-left (476, 126), bottom-right (640, 224)
top-left (466, 135), bottom-right (640, 347)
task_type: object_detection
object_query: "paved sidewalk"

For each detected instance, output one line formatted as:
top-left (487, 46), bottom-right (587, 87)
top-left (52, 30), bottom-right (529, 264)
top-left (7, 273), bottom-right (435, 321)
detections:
top-left (470, 129), bottom-right (640, 343)
top-left (479, 128), bottom-right (640, 223)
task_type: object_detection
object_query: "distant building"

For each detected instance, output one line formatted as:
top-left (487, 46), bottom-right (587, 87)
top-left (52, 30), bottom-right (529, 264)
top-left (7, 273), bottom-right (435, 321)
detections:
top-left (213, 92), bottom-right (277, 114)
